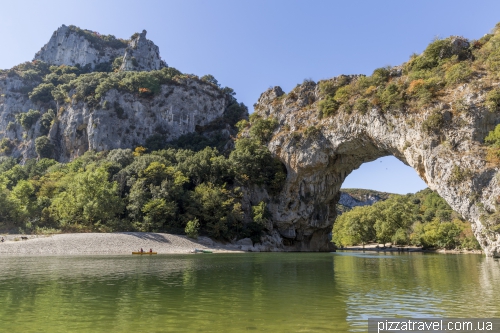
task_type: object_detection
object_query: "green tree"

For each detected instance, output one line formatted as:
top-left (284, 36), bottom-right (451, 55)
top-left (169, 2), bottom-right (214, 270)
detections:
top-left (0, 183), bottom-right (16, 229)
top-left (188, 182), bottom-right (242, 240)
top-left (373, 195), bottom-right (416, 246)
top-left (16, 109), bottom-right (41, 131)
top-left (177, 147), bottom-right (232, 186)
top-left (29, 83), bottom-right (55, 103)
top-left (333, 205), bottom-right (377, 247)
top-left (229, 138), bottom-right (285, 189)
top-left (49, 168), bottom-right (124, 231)
top-left (141, 198), bottom-right (177, 232)
top-left (35, 136), bottom-right (54, 159)
top-left (185, 218), bottom-right (200, 239)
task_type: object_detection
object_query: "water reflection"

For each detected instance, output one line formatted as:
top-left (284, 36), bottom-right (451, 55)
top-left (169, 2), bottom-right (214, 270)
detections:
top-left (333, 251), bottom-right (500, 331)
top-left (0, 253), bottom-right (498, 332)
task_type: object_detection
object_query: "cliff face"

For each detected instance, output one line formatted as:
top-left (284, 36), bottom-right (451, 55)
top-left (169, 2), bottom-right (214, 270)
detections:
top-left (0, 76), bottom-right (231, 162)
top-left (0, 26), bottom-right (238, 162)
top-left (34, 25), bottom-right (165, 71)
top-left (53, 81), bottom-right (228, 161)
top-left (337, 189), bottom-right (390, 213)
top-left (119, 30), bottom-right (165, 71)
top-left (254, 81), bottom-right (500, 257)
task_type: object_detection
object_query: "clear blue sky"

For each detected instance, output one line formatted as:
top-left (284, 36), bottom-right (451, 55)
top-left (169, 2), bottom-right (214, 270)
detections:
top-left (2, 0), bottom-right (499, 194)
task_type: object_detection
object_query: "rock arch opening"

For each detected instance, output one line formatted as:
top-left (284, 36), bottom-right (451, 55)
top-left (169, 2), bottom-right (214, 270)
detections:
top-left (342, 156), bottom-right (427, 194)
top-left (257, 85), bottom-right (500, 257)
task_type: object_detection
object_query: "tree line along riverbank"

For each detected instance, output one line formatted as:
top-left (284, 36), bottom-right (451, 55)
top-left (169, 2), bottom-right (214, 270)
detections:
top-left (333, 188), bottom-right (481, 251)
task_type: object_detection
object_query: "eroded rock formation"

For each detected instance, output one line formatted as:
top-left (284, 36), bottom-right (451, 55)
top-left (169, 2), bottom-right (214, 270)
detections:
top-left (34, 25), bottom-right (165, 71)
top-left (52, 80), bottom-right (228, 161)
top-left (0, 27), bottom-right (236, 162)
top-left (254, 81), bottom-right (500, 257)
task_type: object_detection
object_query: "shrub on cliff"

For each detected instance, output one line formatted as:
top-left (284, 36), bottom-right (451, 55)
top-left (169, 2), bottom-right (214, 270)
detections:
top-left (249, 115), bottom-right (278, 142)
top-left (39, 109), bottom-right (55, 136)
top-left (378, 83), bottom-right (405, 111)
top-left (34, 136), bottom-right (54, 159)
top-left (16, 109), bottom-right (41, 131)
top-left (318, 95), bottom-right (340, 117)
top-left (29, 83), bottom-right (55, 103)
top-left (407, 78), bottom-right (441, 106)
top-left (354, 98), bottom-right (370, 114)
top-left (68, 25), bottom-right (128, 50)
top-left (485, 124), bottom-right (500, 146)
top-left (370, 67), bottom-right (391, 86)
top-left (421, 111), bottom-right (444, 134)
top-left (0, 139), bottom-right (14, 156)
top-left (484, 124), bottom-right (500, 164)
top-left (10, 61), bottom-right (51, 83)
top-left (445, 62), bottom-right (474, 85)
top-left (201, 74), bottom-right (219, 87)
top-left (406, 38), bottom-right (457, 72)
top-left (486, 88), bottom-right (500, 112)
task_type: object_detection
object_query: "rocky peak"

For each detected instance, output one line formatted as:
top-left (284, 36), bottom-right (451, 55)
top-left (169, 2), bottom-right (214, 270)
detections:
top-left (33, 25), bottom-right (165, 72)
top-left (448, 36), bottom-right (470, 57)
top-left (119, 30), bottom-right (166, 71)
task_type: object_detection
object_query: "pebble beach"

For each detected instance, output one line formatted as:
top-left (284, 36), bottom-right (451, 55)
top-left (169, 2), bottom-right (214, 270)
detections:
top-left (0, 232), bottom-right (243, 255)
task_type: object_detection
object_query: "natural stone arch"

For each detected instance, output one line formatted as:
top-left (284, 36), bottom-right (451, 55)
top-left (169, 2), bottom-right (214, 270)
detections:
top-left (254, 82), bottom-right (500, 257)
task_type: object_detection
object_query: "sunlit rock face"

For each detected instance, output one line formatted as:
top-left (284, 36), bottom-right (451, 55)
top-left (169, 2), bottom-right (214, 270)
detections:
top-left (0, 76), bottom-right (230, 162)
top-left (52, 81), bottom-right (228, 162)
top-left (34, 25), bottom-right (166, 71)
top-left (119, 30), bottom-right (166, 71)
top-left (338, 191), bottom-right (387, 209)
top-left (0, 27), bottom-right (233, 162)
top-left (254, 81), bottom-right (500, 257)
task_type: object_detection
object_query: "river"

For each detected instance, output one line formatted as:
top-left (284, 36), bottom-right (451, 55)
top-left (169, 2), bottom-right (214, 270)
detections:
top-left (0, 252), bottom-right (498, 332)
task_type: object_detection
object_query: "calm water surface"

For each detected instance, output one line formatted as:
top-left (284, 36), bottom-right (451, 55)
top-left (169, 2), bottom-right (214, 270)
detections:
top-left (0, 252), bottom-right (499, 332)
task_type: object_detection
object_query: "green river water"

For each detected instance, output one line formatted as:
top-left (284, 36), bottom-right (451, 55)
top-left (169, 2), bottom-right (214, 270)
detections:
top-left (0, 252), bottom-right (499, 332)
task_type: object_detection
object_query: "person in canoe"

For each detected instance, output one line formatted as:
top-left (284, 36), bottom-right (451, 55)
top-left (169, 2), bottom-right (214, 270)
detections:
top-left (140, 248), bottom-right (144, 253)
top-left (149, 248), bottom-right (153, 253)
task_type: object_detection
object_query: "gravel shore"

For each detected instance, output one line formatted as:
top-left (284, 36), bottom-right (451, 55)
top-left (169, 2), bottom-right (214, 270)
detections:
top-left (0, 233), bottom-right (243, 255)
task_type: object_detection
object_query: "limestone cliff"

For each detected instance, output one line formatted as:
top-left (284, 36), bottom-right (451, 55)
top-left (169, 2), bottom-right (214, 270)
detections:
top-left (253, 80), bottom-right (500, 256)
top-left (0, 26), bottom-right (242, 162)
top-left (337, 189), bottom-right (391, 214)
top-left (250, 31), bottom-right (500, 257)
top-left (34, 25), bottom-right (165, 71)
top-left (119, 30), bottom-right (165, 71)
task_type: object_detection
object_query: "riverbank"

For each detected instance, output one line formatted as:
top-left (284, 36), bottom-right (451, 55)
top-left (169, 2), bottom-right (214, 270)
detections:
top-left (340, 243), bottom-right (483, 254)
top-left (0, 233), bottom-right (484, 255)
top-left (0, 232), bottom-right (246, 255)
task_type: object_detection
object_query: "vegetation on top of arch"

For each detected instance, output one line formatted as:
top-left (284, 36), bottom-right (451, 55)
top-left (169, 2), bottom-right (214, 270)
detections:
top-left (305, 22), bottom-right (500, 118)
